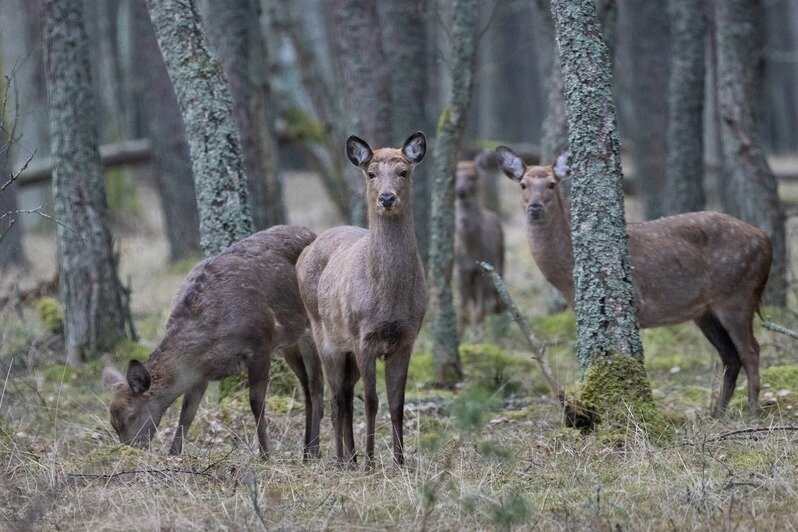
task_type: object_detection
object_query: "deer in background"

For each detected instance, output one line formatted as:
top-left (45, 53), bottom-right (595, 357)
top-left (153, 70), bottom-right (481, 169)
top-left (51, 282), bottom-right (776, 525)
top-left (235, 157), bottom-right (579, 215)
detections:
top-left (454, 160), bottom-right (505, 331)
top-left (496, 146), bottom-right (772, 416)
top-left (102, 225), bottom-right (324, 459)
top-left (297, 132), bottom-right (427, 469)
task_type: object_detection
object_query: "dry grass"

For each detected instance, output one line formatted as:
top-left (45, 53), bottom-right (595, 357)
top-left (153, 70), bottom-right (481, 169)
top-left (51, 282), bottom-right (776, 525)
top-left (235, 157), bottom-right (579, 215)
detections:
top-left (2, 171), bottom-right (798, 530)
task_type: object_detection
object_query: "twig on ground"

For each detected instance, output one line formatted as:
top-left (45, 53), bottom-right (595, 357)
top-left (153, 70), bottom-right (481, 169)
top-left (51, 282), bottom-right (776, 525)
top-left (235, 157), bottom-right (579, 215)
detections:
top-left (762, 321), bottom-right (798, 341)
top-left (65, 467), bottom-right (215, 486)
top-left (708, 425), bottom-right (798, 443)
top-left (477, 261), bottom-right (564, 404)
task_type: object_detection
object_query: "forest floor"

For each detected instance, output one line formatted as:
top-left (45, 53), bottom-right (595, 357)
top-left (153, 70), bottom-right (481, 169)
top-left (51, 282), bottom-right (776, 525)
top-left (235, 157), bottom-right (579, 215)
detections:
top-left (2, 172), bottom-right (798, 529)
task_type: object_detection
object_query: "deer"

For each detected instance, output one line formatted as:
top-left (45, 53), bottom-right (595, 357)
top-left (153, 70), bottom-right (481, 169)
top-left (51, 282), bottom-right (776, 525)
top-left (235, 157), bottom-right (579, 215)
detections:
top-left (454, 160), bottom-right (505, 331)
top-left (495, 146), bottom-right (772, 417)
top-left (296, 132), bottom-right (427, 469)
top-left (101, 225), bottom-right (324, 459)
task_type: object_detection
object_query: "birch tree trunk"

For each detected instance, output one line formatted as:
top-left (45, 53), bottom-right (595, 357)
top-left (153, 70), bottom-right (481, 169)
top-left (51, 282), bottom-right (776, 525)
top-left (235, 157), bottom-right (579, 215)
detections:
top-left (144, 0), bottom-right (253, 256)
top-left (206, 0), bottom-right (283, 230)
top-left (328, 0), bottom-right (391, 226)
top-left (133, 0), bottom-right (200, 261)
top-left (716, 0), bottom-right (786, 307)
top-left (551, 0), bottom-right (668, 440)
top-left (42, 0), bottom-right (131, 365)
top-left (380, 0), bottom-right (430, 263)
top-left (664, 0), bottom-right (705, 215)
top-left (428, 0), bottom-right (479, 386)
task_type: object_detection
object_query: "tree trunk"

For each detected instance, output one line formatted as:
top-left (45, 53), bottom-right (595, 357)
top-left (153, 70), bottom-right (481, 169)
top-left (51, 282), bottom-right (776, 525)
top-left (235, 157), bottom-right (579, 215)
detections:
top-left (42, 0), bottom-right (131, 365)
top-left (133, 0), bottom-right (200, 261)
top-left (716, 0), bottom-right (786, 307)
top-left (144, 0), bottom-right (253, 256)
top-left (428, 0), bottom-right (479, 386)
top-left (551, 0), bottom-right (668, 440)
top-left (206, 0), bottom-right (283, 230)
top-left (619, 0), bottom-right (670, 220)
top-left (379, 0), bottom-right (430, 263)
top-left (328, 0), bottom-right (391, 227)
top-left (664, 0), bottom-right (705, 215)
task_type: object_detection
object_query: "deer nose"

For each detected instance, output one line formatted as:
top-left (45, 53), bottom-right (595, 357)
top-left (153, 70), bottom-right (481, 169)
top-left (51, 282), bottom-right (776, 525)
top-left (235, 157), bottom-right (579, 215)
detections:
top-left (379, 192), bottom-right (396, 208)
top-left (527, 203), bottom-right (544, 220)
top-left (456, 188), bottom-right (468, 198)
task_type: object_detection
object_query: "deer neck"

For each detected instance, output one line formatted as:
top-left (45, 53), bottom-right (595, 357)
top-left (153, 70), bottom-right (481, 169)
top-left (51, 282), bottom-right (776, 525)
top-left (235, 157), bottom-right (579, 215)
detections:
top-left (366, 207), bottom-right (420, 287)
top-left (527, 195), bottom-right (575, 305)
top-left (144, 346), bottom-right (186, 413)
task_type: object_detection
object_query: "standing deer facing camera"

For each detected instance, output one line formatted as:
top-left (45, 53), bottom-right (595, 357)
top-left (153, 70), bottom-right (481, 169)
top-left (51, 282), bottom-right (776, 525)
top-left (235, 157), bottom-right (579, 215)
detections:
top-left (297, 132), bottom-right (427, 469)
top-left (101, 225), bottom-right (324, 458)
top-left (496, 146), bottom-right (772, 416)
top-left (454, 160), bottom-right (505, 330)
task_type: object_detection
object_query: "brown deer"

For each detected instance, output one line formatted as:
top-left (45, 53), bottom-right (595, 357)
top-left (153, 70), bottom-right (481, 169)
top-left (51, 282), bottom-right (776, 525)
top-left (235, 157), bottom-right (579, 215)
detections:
top-left (495, 146), bottom-right (772, 416)
top-left (101, 225), bottom-right (324, 458)
top-left (454, 160), bottom-right (505, 330)
top-left (296, 132), bottom-right (427, 468)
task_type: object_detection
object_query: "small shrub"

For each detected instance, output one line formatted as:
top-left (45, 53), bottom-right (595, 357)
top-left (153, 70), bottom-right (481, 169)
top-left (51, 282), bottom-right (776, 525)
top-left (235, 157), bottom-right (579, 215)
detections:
top-left (37, 297), bottom-right (63, 334)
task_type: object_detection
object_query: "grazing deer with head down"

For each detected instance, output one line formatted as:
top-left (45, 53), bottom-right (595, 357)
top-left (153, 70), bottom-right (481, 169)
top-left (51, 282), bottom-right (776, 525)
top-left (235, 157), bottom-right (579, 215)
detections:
top-left (496, 146), bottom-right (772, 416)
top-left (454, 160), bottom-right (505, 330)
top-left (101, 225), bottom-right (324, 458)
top-left (297, 132), bottom-right (427, 469)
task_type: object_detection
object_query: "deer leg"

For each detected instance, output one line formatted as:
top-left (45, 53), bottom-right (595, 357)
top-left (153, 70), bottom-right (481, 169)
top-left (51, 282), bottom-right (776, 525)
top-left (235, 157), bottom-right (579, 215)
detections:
top-left (714, 309), bottom-right (761, 414)
top-left (247, 355), bottom-right (272, 458)
top-left (473, 276), bottom-right (487, 330)
top-left (385, 348), bottom-right (411, 466)
top-left (168, 380), bottom-right (208, 455)
top-left (695, 311), bottom-right (742, 417)
top-left (282, 339), bottom-right (322, 460)
top-left (359, 352), bottom-right (379, 471)
top-left (456, 271), bottom-right (471, 333)
top-left (341, 354), bottom-right (359, 466)
top-left (323, 354), bottom-right (347, 465)
top-left (300, 334), bottom-right (324, 459)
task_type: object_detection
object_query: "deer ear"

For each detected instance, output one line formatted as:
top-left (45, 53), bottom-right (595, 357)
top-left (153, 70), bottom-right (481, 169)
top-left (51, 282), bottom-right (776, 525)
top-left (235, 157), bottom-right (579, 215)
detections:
top-left (102, 366), bottom-right (127, 392)
top-left (495, 146), bottom-right (525, 181)
top-left (346, 135), bottom-right (373, 168)
top-left (402, 132), bottom-right (426, 163)
top-left (553, 152), bottom-right (570, 180)
top-left (126, 360), bottom-right (151, 395)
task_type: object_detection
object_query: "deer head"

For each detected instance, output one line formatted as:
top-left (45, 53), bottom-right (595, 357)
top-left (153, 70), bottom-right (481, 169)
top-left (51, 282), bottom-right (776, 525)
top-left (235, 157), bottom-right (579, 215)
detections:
top-left (455, 161), bottom-right (480, 201)
top-left (346, 132), bottom-right (426, 217)
top-left (496, 146), bottom-right (569, 223)
top-left (101, 360), bottom-right (161, 448)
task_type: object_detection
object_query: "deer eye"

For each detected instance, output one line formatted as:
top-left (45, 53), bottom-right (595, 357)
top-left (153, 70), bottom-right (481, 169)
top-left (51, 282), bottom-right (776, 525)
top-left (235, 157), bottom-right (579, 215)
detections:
top-left (127, 414), bottom-right (136, 424)
top-left (547, 182), bottom-right (556, 189)
top-left (520, 182), bottom-right (527, 190)
top-left (367, 171), bottom-right (376, 179)
top-left (398, 169), bottom-right (407, 178)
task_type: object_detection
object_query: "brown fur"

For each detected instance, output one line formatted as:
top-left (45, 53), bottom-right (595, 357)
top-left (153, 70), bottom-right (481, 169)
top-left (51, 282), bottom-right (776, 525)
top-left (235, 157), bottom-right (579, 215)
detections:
top-left (101, 225), bottom-right (324, 458)
top-left (454, 161), bottom-right (505, 330)
top-left (496, 147), bottom-right (772, 416)
top-left (297, 133), bottom-right (427, 468)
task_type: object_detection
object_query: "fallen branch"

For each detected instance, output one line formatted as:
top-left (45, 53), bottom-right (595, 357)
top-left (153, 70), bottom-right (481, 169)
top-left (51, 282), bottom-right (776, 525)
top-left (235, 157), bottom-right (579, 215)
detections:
top-left (65, 468), bottom-right (214, 486)
top-left (762, 321), bottom-right (798, 341)
top-left (708, 425), bottom-right (798, 443)
top-left (477, 261), bottom-right (563, 404)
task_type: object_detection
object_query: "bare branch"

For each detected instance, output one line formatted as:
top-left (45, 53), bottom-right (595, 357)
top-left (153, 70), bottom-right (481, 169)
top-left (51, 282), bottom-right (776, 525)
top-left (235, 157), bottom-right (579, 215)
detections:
top-left (709, 425), bottom-right (798, 442)
top-left (762, 321), bottom-right (798, 341)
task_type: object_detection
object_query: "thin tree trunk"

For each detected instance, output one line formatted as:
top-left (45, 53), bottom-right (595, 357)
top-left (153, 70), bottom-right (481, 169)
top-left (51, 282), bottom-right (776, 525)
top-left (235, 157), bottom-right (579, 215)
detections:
top-left (551, 0), bottom-right (667, 439)
top-left (428, 0), bottom-right (479, 386)
top-left (144, 0), bottom-right (253, 256)
top-left (380, 0), bottom-right (430, 263)
top-left (619, 0), bottom-right (670, 220)
top-left (716, 0), bottom-right (786, 307)
top-left (328, 0), bottom-right (391, 227)
top-left (206, 0), bottom-right (282, 230)
top-left (42, 0), bottom-right (131, 365)
top-left (664, 0), bottom-right (705, 214)
top-left (133, 0), bottom-right (200, 261)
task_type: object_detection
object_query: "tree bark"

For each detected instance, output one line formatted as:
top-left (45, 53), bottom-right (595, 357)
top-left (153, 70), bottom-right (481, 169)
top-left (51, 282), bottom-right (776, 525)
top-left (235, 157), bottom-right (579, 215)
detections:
top-left (328, 0), bottom-right (391, 227)
top-left (379, 0), bottom-right (430, 263)
top-left (428, 0), bottom-right (479, 386)
top-left (716, 0), bottom-right (786, 307)
top-left (206, 0), bottom-right (283, 230)
top-left (42, 0), bottom-right (131, 365)
top-left (144, 0), bottom-right (253, 256)
top-left (133, 0), bottom-right (200, 261)
top-left (664, 0), bottom-right (706, 215)
top-left (619, 0), bottom-right (670, 220)
top-left (552, 0), bottom-right (667, 440)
